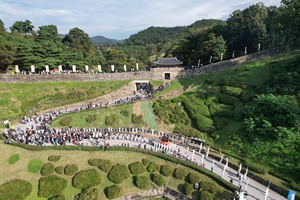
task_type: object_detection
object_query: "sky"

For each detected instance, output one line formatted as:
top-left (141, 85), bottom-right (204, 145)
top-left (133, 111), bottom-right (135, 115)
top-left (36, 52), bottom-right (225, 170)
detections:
top-left (0, 0), bottom-right (281, 40)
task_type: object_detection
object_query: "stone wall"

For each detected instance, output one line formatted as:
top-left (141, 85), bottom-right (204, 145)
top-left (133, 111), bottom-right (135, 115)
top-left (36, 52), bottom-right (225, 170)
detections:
top-left (0, 48), bottom-right (283, 84)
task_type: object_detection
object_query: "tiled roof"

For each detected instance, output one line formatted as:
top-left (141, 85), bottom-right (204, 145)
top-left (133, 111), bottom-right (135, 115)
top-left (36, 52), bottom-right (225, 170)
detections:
top-left (153, 57), bottom-right (183, 65)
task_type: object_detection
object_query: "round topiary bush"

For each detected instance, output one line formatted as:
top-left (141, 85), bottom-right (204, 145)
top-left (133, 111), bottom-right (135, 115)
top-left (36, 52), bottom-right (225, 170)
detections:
top-left (128, 162), bottom-right (145, 175)
top-left (182, 183), bottom-right (193, 195)
top-left (187, 172), bottom-right (201, 185)
top-left (98, 160), bottom-right (113, 172)
top-left (199, 190), bottom-right (214, 200)
top-left (107, 164), bottom-right (130, 184)
top-left (151, 173), bottom-right (164, 186)
top-left (86, 115), bottom-right (97, 123)
top-left (64, 164), bottom-right (78, 176)
top-left (74, 187), bottom-right (99, 200)
top-left (174, 168), bottom-right (189, 180)
top-left (147, 162), bottom-right (160, 173)
top-left (120, 109), bottom-right (129, 116)
top-left (200, 181), bottom-right (223, 194)
top-left (0, 179), bottom-right (32, 200)
top-left (73, 169), bottom-right (102, 189)
top-left (160, 165), bottom-right (174, 177)
top-left (142, 158), bottom-right (150, 166)
top-left (48, 155), bottom-right (61, 162)
top-left (55, 166), bottom-right (63, 174)
top-left (59, 116), bottom-right (73, 126)
top-left (135, 175), bottom-right (150, 189)
top-left (88, 159), bottom-right (102, 166)
top-left (38, 175), bottom-right (67, 198)
top-left (105, 185), bottom-right (123, 199)
top-left (41, 163), bottom-right (55, 176)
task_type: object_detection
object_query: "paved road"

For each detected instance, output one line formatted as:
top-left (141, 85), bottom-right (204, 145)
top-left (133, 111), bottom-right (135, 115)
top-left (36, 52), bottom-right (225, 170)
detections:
top-left (11, 118), bottom-right (287, 200)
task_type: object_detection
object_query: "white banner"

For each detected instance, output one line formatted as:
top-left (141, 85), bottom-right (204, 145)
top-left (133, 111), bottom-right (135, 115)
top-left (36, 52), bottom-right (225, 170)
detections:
top-left (72, 65), bottom-right (76, 72)
top-left (31, 65), bottom-right (35, 73)
top-left (98, 65), bottom-right (102, 72)
top-left (45, 65), bottom-right (49, 72)
top-left (136, 63), bottom-right (139, 70)
top-left (124, 64), bottom-right (126, 72)
top-left (15, 65), bottom-right (20, 73)
top-left (85, 65), bottom-right (89, 71)
top-left (58, 65), bottom-right (62, 72)
top-left (111, 65), bottom-right (114, 72)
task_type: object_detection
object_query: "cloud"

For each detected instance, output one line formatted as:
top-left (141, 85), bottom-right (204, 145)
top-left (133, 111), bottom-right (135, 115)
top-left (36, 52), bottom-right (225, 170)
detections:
top-left (0, 0), bottom-right (281, 39)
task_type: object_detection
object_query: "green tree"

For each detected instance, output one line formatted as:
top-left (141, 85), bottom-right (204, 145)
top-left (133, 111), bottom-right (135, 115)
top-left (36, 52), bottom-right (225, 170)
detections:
top-left (212, 35), bottom-right (226, 61)
top-left (10, 20), bottom-right (34, 33)
top-left (0, 37), bottom-right (15, 71)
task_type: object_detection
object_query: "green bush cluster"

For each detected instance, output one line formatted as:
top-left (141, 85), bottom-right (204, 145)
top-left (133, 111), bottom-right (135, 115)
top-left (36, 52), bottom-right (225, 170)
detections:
top-left (132, 114), bottom-right (144, 124)
top-left (75, 187), bottom-right (99, 200)
top-left (41, 163), bottom-right (55, 176)
top-left (213, 116), bottom-right (229, 130)
top-left (0, 179), bottom-right (32, 200)
top-left (160, 165), bottom-right (174, 177)
top-left (199, 190), bottom-right (214, 200)
top-left (135, 175), bottom-right (150, 189)
top-left (120, 109), bottom-right (129, 116)
top-left (8, 154), bottom-right (20, 164)
top-left (105, 115), bottom-right (116, 125)
top-left (200, 181), bottom-right (223, 194)
top-left (107, 164), bottom-right (130, 184)
top-left (72, 169), bottom-right (102, 189)
top-left (64, 164), bottom-right (78, 176)
top-left (98, 160), bottom-right (113, 172)
top-left (48, 195), bottom-right (66, 200)
top-left (151, 173), bottom-right (165, 186)
top-left (142, 158), bottom-right (150, 166)
top-left (38, 175), bottom-right (67, 198)
top-left (221, 86), bottom-right (243, 97)
top-left (187, 173), bottom-right (201, 185)
top-left (173, 127), bottom-right (201, 138)
top-left (86, 115), bottom-right (97, 123)
top-left (182, 183), bottom-right (193, 195)
top-left (147, 162), bottom-right (160, 173)
top-left (174, 168), bottom-right (189, 180)
top-left (59, 116), bottom-right (73, 126)
top-left (105, 185), bottom-right (123, 199)
top-left (48, 155), bottom-right (61, 162)
top-left (128, 162), bottom-right (145, 175)
top-left (55, 166), bottom-right (63, 174)
top-left (209, 103), bottom-right (234, 118)
top-left (219, 94), bottom-right (238, 106)
top-left (88, 158), bottom-right (102, 166)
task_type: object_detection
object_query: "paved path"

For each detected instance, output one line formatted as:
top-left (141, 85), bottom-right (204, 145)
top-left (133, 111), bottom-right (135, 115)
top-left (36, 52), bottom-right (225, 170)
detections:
top-left (11, 118), bottom-right (287, 200)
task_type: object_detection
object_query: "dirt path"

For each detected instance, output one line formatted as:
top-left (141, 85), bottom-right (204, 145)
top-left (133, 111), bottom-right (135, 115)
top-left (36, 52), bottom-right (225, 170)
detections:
top-left (132, 102), bottom-right (142, 115)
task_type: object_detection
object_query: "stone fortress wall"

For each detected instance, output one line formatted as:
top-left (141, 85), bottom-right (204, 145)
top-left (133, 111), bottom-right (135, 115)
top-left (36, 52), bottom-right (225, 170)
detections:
top-left (0, 48), bottom-right (282, 84)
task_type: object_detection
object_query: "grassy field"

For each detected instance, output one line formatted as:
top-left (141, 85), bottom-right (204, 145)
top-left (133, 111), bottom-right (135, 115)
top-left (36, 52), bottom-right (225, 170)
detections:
top-left (140, 101), bottom-right (159, 130)
top-left (0, 143), bottom-right (233, 200)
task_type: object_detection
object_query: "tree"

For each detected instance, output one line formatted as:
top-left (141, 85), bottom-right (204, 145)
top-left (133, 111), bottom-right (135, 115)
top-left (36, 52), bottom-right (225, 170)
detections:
top-left (212, 35), bottom-right (227, 61)
top-left (0, 37), bottom-right (15, 71)
top-left (10, 20), bottom-right (34, 33)
top-left (62, 28), bottom-right (95, 57)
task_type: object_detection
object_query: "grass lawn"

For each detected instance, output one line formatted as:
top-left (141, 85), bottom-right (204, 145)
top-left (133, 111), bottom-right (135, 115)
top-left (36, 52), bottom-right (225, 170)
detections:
top-left (140, 101), bottom-right (159, 130)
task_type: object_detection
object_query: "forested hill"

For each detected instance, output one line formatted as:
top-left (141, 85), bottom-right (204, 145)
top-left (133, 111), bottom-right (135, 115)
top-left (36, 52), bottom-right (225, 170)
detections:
top-left (124, 19), bottom-right (224, 46)
top-left (90, 36), bottom-right (123, 45)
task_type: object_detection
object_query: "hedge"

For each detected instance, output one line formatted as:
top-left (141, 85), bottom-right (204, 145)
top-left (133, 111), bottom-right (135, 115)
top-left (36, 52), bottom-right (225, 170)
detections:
top-left (38, 175), bottom-right (67, 198)
top-left (187, 172), bottom-right (202, 185)
top-left (221, 86), bottom-right (243, 97)
top-left (151, 173), bottom-right (164, 186)
top-left (105, 185), bottom-right (123, 199)
top-left (182, 183), bottom-right (193, 195)
top-left (74, 187), bottom-right (99, 200)
top-left (135, 175), bottom-right (150, 189)
top-left (147, 162), bottom-right (160, 173)
top-left (64, 164), bottom-right (78, 176)
top-left (107, 164), bottom-right (130, 184)
top-left (0, 179), bottom-right (32, 200)
top-left (142, 158), bottom-right (150, 166)
top-left (199, 190), bottom-right (214, 200)
top-left (72, 169), bottom-right (102, 189)
top-left (160, 165), bottom-right (174, 177)
top-left (48, 155), bottom-right (61, 162)
top-left (98, 159), bottom-right (113, 172)
top-left (41, 163), bottom-right (55, 176)
top-left (128, 162), bottom-right (145, 175)
top-left (174, 168), bottom-right (189, 180)
top-left (200, 181), bottom-right (223, 194)
top-left (55, 166), bottom-right (63, 174)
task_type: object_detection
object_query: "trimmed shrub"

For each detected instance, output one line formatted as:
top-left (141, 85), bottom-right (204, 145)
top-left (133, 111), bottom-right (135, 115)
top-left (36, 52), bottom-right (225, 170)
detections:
top-left (199, 190), bottom-right (214, 200)
top-left (48, 195), bottom-right (66, 200)
top-left (88, 158), bottom-right (102, 166)
top-left (107, 164), bottom-right (130, 184)
top-left (135, 175), bottom-right (150, 189)
top-left (213, 116), bottom-right (229, 130)
top-left (221, 86), bottom-right (243, 97)
top-left (28, 159), bottom-right (44, 173)
top-left (8, 154), bottom-right (20, 164)
top-left (38, 175), bottom-right (67, 198)
top-left (120, 109), bottom-right (129, 116)
top-left (64, 164), bottom-right (78, 176)
top-left (132, 114), bottom-right (144, 124)
top-left (147, 162), bottom-right (160, 173)
top-left (200, 181), bottom-right (223, 194)
top-left (142, 158), bottom-right (150, 166)
top-left (128, 162), bottom-right (145, 175)
top-left (187, 173), bottom-right (201, 185)
top-left (0, 179), bottom-right (32, 200)
top-left (48, 155), bottom-right (61, 162)
top-left (55, 166), bottom-right (63, 174)
top-left (183, 183), bottom-right (193, 195)
top-left (151, 173), bottom-right (165, 186)
top-left (105, 185), bottom-right (123, 199)
top-left (73, 169), bottom-right (102, 189)
top-left (174, 168), bottom-right (189, 180)
top-left (98, 160), bottom-right (113, 172)
top-left (86, 115), bottom-right (97, 123)
top-left (160, 165), bottom-right (174, 177)
top-left (105, 115), bottom-right (116, 125)
top-left (218, 94), bottom-right (238, 106)
top-left (59, 116), bottom-right (73, 126)
top-left (75, 187), bottom-right (99, 200)
top-left (41, 163), bottom-right (55, 176)
top-left (209, 103), bottom-right (234, 118)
